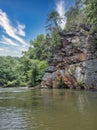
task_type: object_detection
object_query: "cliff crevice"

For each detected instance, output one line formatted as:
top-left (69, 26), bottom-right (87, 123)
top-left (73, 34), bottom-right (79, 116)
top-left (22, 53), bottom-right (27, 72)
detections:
top-left (41, 26), bottom-right (97, 89)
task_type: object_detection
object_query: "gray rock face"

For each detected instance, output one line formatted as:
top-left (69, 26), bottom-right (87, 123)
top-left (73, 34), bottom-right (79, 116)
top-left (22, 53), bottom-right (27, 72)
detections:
top-left (42, 72), bottom-right (56, 81)
top-left (65, 59), bottom-right (97, 89)
top-left (59, 31), bottom-right (79, 37)
top-left (84, 60), bottom-right (97, 89)
top-left (41, 27), bottom-right (97, 89)
top-left (45, 66), bottom-right (56, 73)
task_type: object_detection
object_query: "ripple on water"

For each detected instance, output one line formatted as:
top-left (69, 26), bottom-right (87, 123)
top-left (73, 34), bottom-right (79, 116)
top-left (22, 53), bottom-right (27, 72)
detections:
top-left (0, 108), bottom-right (27, 129)
top-left (0, 89), bottom-right (97, 130)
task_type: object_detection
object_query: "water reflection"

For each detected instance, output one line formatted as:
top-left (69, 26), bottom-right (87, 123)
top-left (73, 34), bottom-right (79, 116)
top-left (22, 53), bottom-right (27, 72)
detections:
top-left (0, 88), bottom-right (97, 130)
top-left (77, 94), bottom-right (88, 114)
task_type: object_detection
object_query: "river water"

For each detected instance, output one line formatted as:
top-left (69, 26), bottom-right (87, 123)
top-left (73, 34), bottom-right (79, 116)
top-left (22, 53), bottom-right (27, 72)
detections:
top-left (0, 88), bottom-right (97, 130)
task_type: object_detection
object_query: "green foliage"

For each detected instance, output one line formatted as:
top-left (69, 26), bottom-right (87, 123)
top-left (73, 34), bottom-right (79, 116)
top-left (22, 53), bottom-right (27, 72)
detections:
top-left (30, 34), bottom-right (45, 60)
top-left (37, 61), bottom-right (48, 82)
top-left (0, 56), bottom-right (19, 87)
top-left (46, 11), bottom-right (62, 32)
top-left (56, 79), bottom-right (68, 88)
top-left (77, 80), bottom-right (85, 89)
top-left (2, 1), bottom-right (97, 88)
top-left (84, 0), bottom-right (97, 31)
top-left (6, 80), bottom-right (18, 87)
top-left (52, 29), bottom-right (61, 46)
top-left (65, 0), bottom-right (87, 30)
top-left (0, 55), bottom-right (48, 87)
top-left (46, 11), bottom-right (62, 52)
top-left (65, 0), bottom-right (97, 32)
top-left (26, 34), bottom-right (51, 60)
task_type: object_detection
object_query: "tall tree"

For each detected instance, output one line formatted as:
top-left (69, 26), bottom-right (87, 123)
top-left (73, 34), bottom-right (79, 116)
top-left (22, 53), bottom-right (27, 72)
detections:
top-left (46, 11), bottom-right (62, 32)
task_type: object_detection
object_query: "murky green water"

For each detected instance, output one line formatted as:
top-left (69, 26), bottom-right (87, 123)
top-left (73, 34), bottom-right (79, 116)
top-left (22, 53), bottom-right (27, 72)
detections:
top-left (0, 88), bottom-right (97, 130)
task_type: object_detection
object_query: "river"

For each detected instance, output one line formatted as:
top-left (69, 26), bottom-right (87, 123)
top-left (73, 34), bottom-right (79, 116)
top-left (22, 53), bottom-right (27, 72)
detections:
top-left (0, 88), bottom-right (97, 130)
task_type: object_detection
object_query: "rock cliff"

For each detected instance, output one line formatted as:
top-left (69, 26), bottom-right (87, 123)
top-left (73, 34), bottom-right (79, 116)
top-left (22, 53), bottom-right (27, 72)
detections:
top-left (41, 26), bottom-right (97, 89)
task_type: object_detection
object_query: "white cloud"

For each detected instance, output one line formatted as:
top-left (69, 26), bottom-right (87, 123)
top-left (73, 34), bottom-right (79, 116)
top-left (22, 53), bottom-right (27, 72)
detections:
top-left (0, 47), bottom-right (10, 53)
top-left (13, 50), bottom-right (19, 53)
top-left (0, 35), bottom-right (18, 46)
top-left (0, 47), bottom-right (22, 57)
top-left (19, 45), bottom-right (28, 52)
top-left (0, 48), bottom-right (4, 51)
top-left (17, 23), bottom-right (26, 36)
top-left (0, 9), bottom-right (27, 45)
top-left (56, 0), bottom-right (66, 29)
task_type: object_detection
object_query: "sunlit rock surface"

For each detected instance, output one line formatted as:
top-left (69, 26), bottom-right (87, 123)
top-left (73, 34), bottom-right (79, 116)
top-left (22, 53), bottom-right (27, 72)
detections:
top-left (41, 26), bottom-right (97, 89)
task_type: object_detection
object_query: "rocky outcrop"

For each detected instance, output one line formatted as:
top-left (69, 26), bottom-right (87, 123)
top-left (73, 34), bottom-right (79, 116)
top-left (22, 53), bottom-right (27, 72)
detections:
top-left (41, 26), bottom-right (97, 89)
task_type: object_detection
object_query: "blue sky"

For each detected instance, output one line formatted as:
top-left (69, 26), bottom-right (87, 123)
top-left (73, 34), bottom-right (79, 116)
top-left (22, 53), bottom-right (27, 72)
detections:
top-left (0, 0), bottom-right (75, 57)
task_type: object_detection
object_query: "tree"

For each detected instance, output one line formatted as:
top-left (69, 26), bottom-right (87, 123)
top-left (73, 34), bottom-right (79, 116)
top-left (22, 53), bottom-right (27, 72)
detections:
top-left (0, 56), bottom-right (20, 87)
top-left (46, 11), bottom-right (62, 32)
top-left (29, 34), bottom-right (46, 60)
top-left (65, 0), bottom-right (86, 30)
top-left (45, 11), bottom-right (62, 52)
top-left (27, 60), bottom-right (39, 87)
top-left (84, 0), bottom-right (97, 31)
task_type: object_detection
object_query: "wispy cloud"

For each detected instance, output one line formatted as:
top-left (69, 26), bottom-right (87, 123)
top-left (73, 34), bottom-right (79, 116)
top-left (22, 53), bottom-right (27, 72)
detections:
top-left (17, 22), bottom-right (26, 36)
top-left (0, 48), bottom-right (4, 51)
top-left (0, 47), bottom-right (10, 53)
top-left (56, 0), bottom-right (66, 29)
top-left (0, 9), bottom-right (27, 45)
top-left (0, 35), bottom-right (18, 46)
top-left (0, 47), bottom-right (22, 57)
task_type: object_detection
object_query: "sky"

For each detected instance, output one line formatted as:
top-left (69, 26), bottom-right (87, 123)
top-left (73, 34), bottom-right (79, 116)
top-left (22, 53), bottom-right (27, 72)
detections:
top-left (0, 0), bottom-right (75, 57)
